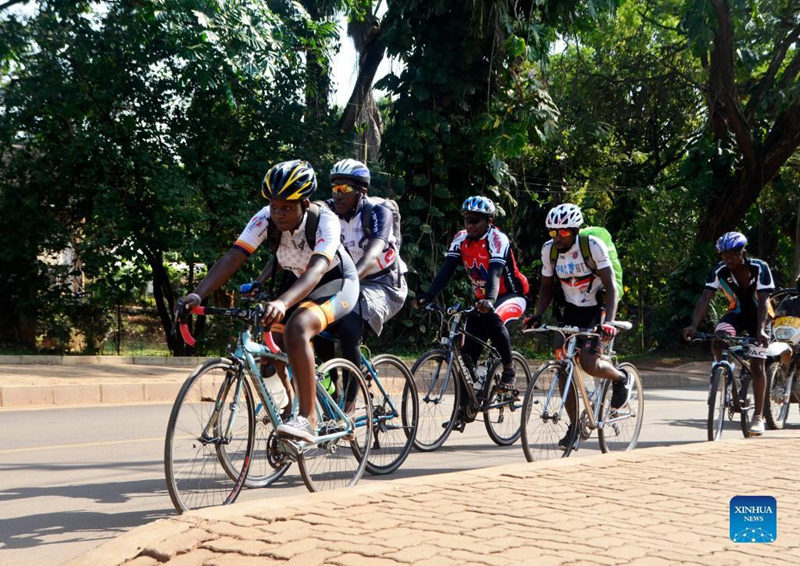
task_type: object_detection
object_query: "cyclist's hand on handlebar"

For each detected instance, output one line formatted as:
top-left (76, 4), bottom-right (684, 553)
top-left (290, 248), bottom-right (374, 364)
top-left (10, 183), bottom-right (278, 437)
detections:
top-left (239, 281), bottom-right (262, 296)
top-left (475, 299), bottom-right (494, 313)
top-left (757, 330), bottom-right (769, 348)
top-left (598, 322), bottom-right (617, 340)
top-left (261, 299), bottom-right (287, 326)
top-left (681, 326), bottom-right (696, 342)
top-left (522, 314), bottom-right (542, 330)
top-left (174, 293), bottom-right (201, 321)
top-left (413, 293), bottom-right (431, 309)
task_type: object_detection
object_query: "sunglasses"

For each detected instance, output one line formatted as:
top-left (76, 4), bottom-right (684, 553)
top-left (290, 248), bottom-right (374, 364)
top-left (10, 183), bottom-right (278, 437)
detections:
top-left (332, 183), bottom-right (357, 195)
top-left (463, 215), bottom-right (484, 225)
top-left (549, 229), bottom-right (573, 238)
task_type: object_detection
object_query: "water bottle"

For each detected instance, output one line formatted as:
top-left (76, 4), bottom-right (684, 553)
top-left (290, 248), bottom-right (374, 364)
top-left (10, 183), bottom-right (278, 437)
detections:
top-left (472, 363), bottom-right (486, 390)
top-left (320, 371), bottom-right (336, 396)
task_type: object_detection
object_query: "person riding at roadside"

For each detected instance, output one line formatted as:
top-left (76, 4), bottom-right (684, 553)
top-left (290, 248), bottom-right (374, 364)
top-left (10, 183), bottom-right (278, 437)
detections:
top-left (522, 203), bottom-right (628, 449)
top-left (175, 160), bottom-right (359, 443)
top-left (682, 231), bottom-right (775, 437)
top-left (415, 196), bottom-right (528, 394)
top-left (313, 158), bottom-right (408, 374)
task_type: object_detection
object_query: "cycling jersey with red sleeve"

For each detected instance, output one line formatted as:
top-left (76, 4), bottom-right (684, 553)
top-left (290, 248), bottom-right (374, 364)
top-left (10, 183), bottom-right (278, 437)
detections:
top-left (446, 226), bottom-right (528, 300)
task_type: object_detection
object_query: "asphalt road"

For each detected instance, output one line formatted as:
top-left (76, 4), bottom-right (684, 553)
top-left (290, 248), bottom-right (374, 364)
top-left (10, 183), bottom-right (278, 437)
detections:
top-left (1, 384), bottom-right (792, 565)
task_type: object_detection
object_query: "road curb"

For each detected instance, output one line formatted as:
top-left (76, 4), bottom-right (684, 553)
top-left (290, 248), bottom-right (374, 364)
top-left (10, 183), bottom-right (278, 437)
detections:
top-left (0, 355), bottom-right (210, 366)
top-left (0, 366), bottom-right (707, 409)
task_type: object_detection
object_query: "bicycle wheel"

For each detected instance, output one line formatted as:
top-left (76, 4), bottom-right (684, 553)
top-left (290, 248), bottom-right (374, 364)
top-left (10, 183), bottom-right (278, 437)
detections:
top-left (734, 372), bottom-right (754, 437)
top-left (598, 363), bottom-right (644, 452)
top-left (707, 365), bottom-right (727, 441)
top-left (297, 358), bottom-right (372, 492)
top-left (244, 401), bottom-right (292, 488)
top-left (521, 361), bottom-right (578, 462)
top-left (408, 350), bottom-right (460, 452)
top-left (764, 361), bottom-right (790, 430)
top-left (164, 358), bottom-right (254, 512)
top-left (483, 352), bottom-right (531, 446)
top-left (364, 354), bottom-right (418, 475)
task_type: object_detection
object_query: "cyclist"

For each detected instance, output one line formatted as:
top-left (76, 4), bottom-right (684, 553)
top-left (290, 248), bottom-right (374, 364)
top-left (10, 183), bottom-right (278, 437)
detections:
top-left (175, 160), bottom-right (359, 443)
top-left (522, 203), bottom-right (627, 449)
top-left (682, 231), bottom-right (775, 436)
top-left (313, 158), bottom-right (408, 377)
top-left (415, 196), bottom-right (528, 394)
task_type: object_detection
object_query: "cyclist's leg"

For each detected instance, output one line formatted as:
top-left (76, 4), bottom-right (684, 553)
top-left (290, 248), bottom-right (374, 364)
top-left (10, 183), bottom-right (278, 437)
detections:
top-left (280, 262), bottom-right (359, 438)
top-left (492, 294), bottom-right (526, 386)
top-left (461, 311), bottom-right (486, 378)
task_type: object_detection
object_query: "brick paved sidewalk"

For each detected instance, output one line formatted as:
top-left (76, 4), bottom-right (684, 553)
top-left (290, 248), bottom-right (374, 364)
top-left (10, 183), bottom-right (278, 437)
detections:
top-left (66, 434), bottom-right (800, 566)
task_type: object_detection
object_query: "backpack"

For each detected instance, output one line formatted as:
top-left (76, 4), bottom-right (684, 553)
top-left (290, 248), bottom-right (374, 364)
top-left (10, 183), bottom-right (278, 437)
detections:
top-left (549, 226), bottom-right (623, 300)
top-left (360, 196), bottom-right (402, 249)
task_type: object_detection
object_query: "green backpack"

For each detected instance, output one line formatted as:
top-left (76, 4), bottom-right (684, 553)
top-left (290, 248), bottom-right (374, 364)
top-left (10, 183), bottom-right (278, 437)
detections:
top-left (549, 226), bottom-right (624, 300)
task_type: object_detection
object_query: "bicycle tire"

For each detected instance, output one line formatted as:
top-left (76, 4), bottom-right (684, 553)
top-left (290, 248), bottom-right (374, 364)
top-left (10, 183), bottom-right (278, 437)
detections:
top-left (764, 361), bottom-right (789, 430)
top-left (364, 354), bottom-right (418, 475)
top-left (521, 361), bottom-right (578, 462)
top-left (597, 363), bottom-right (644, 452)
top-left (734, 371), bottom-right (754, 437)
top-left (483, 352), bottom-right (531, 446)
top-left (164, 358), bottom-right (254, 513)
top-left (244, 400), bottom-right (293, 488)
top-left (408, 349), bottom-right (460, 452)
top-left (297, 358), bottom-right (372, 492)
top-left (707, 365), bottom-right (727, 441)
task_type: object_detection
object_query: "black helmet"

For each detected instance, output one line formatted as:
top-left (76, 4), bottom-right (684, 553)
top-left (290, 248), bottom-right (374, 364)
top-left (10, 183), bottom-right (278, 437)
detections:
top-left (330, 158), bottom-right (370, 189)
top-left (261, 160), bottom-right (317, 200)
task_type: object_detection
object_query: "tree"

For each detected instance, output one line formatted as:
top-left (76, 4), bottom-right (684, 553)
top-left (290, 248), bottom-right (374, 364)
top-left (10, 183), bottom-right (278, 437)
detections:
top-left (0, 0), bottom-right (342, 353)
top-left (681, 0), bottom-right (800, 241)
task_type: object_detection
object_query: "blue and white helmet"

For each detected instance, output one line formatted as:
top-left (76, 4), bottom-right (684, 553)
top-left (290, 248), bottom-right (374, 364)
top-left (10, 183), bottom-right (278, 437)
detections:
top-left (545, 203), bottom-right (583, 229)
top-left (462, 195), bottom-right (496, 217)
top-left (330, 158), bottom-right (370, 189)
top-left (716, 231), bottom-right (747, 252)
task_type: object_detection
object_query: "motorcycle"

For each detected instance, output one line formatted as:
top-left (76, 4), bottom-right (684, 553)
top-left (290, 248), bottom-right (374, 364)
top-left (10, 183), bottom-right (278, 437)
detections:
top-left (765, 290), bottom-right (800, 429)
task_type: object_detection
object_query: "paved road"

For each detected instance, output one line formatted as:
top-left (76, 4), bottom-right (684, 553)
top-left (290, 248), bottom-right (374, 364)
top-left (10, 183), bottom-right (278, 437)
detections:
top-left (0, 383), bottom-right (772, 566)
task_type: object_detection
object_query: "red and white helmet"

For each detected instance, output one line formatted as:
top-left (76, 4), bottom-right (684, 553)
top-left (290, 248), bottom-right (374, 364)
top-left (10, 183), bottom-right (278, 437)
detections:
top-left (545, 203), bottom-right (583, 229)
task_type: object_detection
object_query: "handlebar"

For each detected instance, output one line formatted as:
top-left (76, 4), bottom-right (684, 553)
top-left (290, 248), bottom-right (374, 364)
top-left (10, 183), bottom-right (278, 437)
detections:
top-left (691, 332), bottom-right (758, 345)
top-left (177, 304), bottom-right (263, 347)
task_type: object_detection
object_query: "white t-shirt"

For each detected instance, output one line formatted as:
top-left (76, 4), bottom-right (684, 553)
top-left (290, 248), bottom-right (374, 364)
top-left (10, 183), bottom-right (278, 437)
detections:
top-left (234, 205), bottom-right (342, 278)
top-left (541, 235), bottom-right (612, 307)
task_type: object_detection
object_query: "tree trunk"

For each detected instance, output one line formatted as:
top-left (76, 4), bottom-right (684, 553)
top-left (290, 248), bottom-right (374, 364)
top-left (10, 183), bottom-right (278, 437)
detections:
top-left (794, 200), bottom-right (800, 280)
top-left (340, 15), bottom-right (384, 140)
top-left (144, 247), bottom-right (184, 356)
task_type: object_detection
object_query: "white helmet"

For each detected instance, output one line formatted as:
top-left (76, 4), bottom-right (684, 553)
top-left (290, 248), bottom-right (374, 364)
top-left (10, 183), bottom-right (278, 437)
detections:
top-left (545, 203), bottom-right (583, 229)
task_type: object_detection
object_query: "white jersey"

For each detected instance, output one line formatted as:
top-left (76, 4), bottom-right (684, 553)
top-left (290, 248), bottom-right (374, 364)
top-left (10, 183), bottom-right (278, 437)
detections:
top-left (234, 205), bottom-right (342, 278)
top-left (337, 199), bottom-right (402, 277)
top-left (541, 235), bottom-right (612, 307)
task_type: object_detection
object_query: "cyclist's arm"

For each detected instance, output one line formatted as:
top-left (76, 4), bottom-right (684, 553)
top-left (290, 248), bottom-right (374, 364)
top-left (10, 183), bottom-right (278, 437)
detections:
top-left (535, 275), bottom-right (554, 316)
top-left (356, 237), bottom-right (385, 279)
top-left (686, 288), bottom-right (716, 332)
top-left (192, 248), bottom-right (249, 300)
top-left (425, 255), bottom-right (459, 299)
top-left (756, 289), bottom-right (771, 345)
top-left (484, 262), bottom-right (502, 303)
top-left (276, 254), bottom-right (330, 309)
top-left (597, 265), bottom-right (618, 323)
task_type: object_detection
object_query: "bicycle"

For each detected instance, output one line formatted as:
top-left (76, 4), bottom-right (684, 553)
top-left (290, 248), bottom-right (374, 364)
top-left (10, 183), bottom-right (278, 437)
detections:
top-left (315, 330), bottom-right (419, 475)
top-left (765, 288), bottom-right (800, 429)
top-left (519, 322), bottom-right (643, 463)
top-left (407, 303), bottom-right (531, 451)
top-left (693, 332), bottom-right (756, 441)
top-left (164, 300), bottom-right (373, 512)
